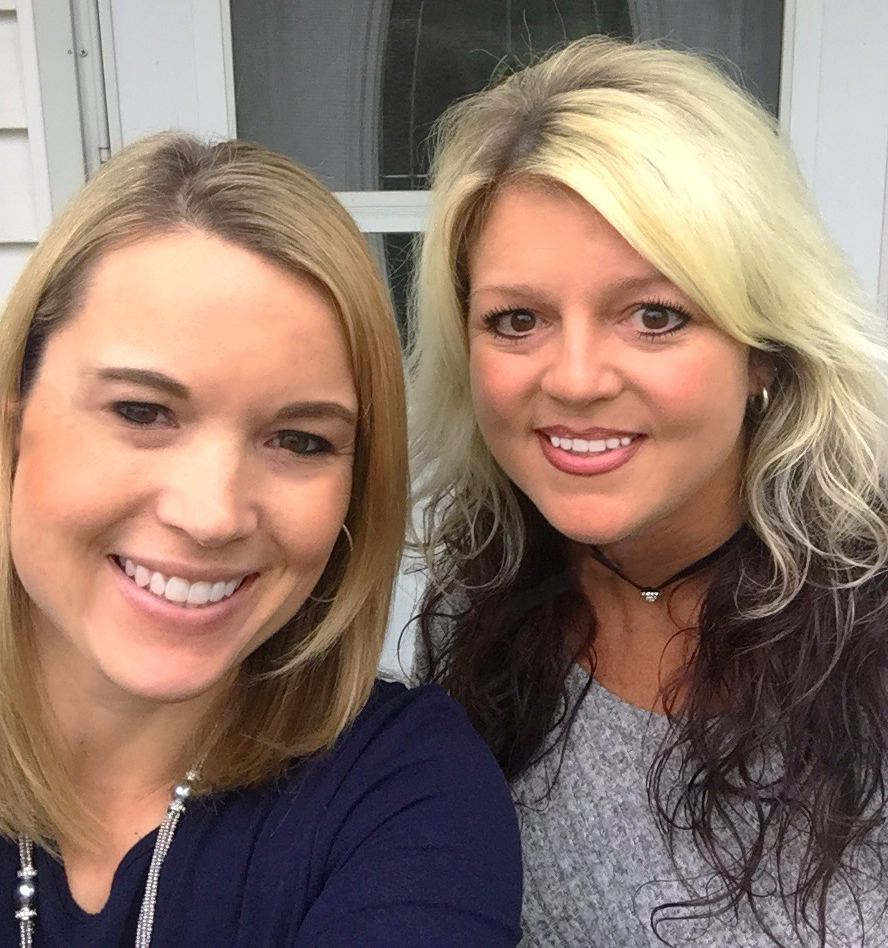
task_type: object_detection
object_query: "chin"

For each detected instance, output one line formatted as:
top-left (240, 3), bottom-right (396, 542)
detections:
top-left (533, 499), bottom-right (638, 548)
top-left (101, 656), bottom-right (233, 706)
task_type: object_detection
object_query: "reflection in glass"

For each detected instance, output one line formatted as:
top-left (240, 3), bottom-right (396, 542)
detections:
top-left (231, 0), bottom-right (782, 193)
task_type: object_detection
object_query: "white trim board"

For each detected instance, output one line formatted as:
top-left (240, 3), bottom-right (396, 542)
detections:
top-left (0, 11), bottom-right (27, 129)
top-left (13, 0), bottom-right (51, 229)
top-left (783, 0), bottom-right (888, 304)
top-left (880, 144), bottom-right (888, 318)
top-left (337, 191), bottom-right (431, 233)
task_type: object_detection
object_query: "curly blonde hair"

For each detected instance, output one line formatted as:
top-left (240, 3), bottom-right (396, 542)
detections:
top-left (409, 37), bottom-right (888, 945)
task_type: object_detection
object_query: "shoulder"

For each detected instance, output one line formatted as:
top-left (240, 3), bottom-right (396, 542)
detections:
top-left (285, 678), bottom-right (511, 808)
top-left (263, 680), bottom-right (522, 945)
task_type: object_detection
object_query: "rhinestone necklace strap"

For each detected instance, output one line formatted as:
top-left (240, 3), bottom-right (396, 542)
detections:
top-left (16, 767), bottom-right (198, 948)
top-left (586, 526), bottom-right (746, 603)
top-left (15, 836), bottom-right (36, 948)
top-left (135, 768), bottom-right (198, 947)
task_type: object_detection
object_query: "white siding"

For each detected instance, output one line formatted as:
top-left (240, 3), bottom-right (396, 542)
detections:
top-left (0, 243), bottom-right (32, 300)
top-left (0, 0), bottom-right (51, 305)
top-left (0, 130), bottom-right (40, 241)
top-left (0, 11), bottom-right (27, 127)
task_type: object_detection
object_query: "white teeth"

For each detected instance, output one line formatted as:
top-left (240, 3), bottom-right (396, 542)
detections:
top-left (186, 582), bottom-right (212, 606)
top-left (209, 582), bottom-right (227, 603)
top-left (118, 557), bottom-right (246, 608)
top-left (549, 434), bottom-right (636, 455)
top-left (164, 577), bottom-right (191, 604)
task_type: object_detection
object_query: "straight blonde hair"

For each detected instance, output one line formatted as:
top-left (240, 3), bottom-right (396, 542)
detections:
top-left (0, 133), bottom-right (407, 848)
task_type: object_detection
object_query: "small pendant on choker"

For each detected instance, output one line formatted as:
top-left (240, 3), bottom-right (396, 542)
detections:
top-left (587, 526), bottom-right (746, 603)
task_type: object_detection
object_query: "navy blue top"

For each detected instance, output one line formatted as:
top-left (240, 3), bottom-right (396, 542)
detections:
top-left (0, 681), bottom-right (522, 947)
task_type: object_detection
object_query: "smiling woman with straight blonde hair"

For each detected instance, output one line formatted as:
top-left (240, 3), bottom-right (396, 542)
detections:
top-left (410, 35), bottom-right (888, 948)
top-left (0, 132), bottom-right (521, 947)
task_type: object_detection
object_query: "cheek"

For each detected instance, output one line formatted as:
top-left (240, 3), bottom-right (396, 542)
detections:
top-left (649, 343), bottom-right (751, 433)
top-left (12, 417), bottom-right (134, 546)
top-left (469, 348), bottom-right (526, 437)
top-left (272, 468), bottom-right (354, 575)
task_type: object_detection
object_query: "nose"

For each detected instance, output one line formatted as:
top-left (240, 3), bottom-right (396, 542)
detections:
top-left (539, 316), bottom-right (623, 406)
top-left (155, 437), bottom-right (259, 548)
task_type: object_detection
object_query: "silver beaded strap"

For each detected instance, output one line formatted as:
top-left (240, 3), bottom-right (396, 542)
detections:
top-left (134, 769), bottom-right (199, 948)
top-left (15, 835), bottom-right (37, 948)
top-left (16, 766), bottom-right (198, 948)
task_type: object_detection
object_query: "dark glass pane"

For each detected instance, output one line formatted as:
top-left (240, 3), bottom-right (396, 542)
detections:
top-left (230, 0), bottom-right (784, 193)
top-left (380, 0), bottom-right (633, 190)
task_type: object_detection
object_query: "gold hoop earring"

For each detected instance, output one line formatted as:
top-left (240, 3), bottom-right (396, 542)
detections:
top-left (308, 523), bottom-right (354, 605)
top-left (748, 386), bottom-right (770, 417)
top-left (339, 522), bottom-right (354, 555)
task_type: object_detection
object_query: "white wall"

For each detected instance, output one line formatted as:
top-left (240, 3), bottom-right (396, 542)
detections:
top-left (0, 0), bottom-right (51, 305)
top-left (782, 0), bottom-right (888, 311)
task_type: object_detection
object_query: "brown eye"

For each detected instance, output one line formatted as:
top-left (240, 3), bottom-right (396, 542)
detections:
top-left (113, 402), bottom-right (168, 426)
top-left (640, 306), bottom-right (671, 330)
top-left (508, 311), bottom-right (535, 333)
top-left (483, 308), bottom-right (538, 338)
top-left (632, 304), bottom-right (690, 336)
top-left (271, 430), bottom-right (332, 455)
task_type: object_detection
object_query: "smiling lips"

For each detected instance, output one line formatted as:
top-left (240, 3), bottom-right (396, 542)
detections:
top-left (115, 556), bottom-right (248, 608)
top-left (537, 427), bottom-right (643, 476)
top-left (547, 433), bottom-right (635, 456)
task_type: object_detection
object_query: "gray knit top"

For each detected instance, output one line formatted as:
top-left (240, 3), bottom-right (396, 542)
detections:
top-left (514, 665), bottom-right (888, 947)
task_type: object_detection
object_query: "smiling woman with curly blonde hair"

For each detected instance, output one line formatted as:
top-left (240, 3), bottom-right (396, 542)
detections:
top-left (410, 36), bottom-right (888, 947)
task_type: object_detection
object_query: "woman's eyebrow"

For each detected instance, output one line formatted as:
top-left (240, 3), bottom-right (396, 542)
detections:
top-left (468, 273), bottom-right (674, 302)
top-left (604, 273), bottom-right (675, 296)
top-left (90, 366), bottom-right (190, 399)
top-left (468, 281), bottom-right (541, 299)
top-left (273, 401), bottom-right (358, 428)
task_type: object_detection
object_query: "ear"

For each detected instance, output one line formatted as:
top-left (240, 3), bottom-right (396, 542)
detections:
top-left (747, 349), bottom-right (777, 397)
top-left (5, 396), bottom-right (22, 466)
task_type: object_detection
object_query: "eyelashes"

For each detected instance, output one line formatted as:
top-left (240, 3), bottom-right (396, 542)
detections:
top-left (269, 430), bottom-right (334, 456)
top-left (478, 299), bottom-right (693, 342)
top-left (111, 401), bottom-right (172, 427)
top-left (480, 307), bottom-right (537, 339)
top-left (632, 299), bottom-right (693, 338)
top-left (108, 402), bottom-right (335, 457)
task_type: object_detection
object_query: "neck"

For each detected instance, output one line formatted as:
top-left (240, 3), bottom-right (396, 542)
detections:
top-left (586, 508), bottom-right (743, 589)
top-left (568, 513), bottom-right (742, 712)
top-left (34, 636), bottom-right (219, 841)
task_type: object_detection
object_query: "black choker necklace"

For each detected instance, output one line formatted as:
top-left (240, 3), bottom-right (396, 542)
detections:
top-left (587, 527), bottom-right (745, 602)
